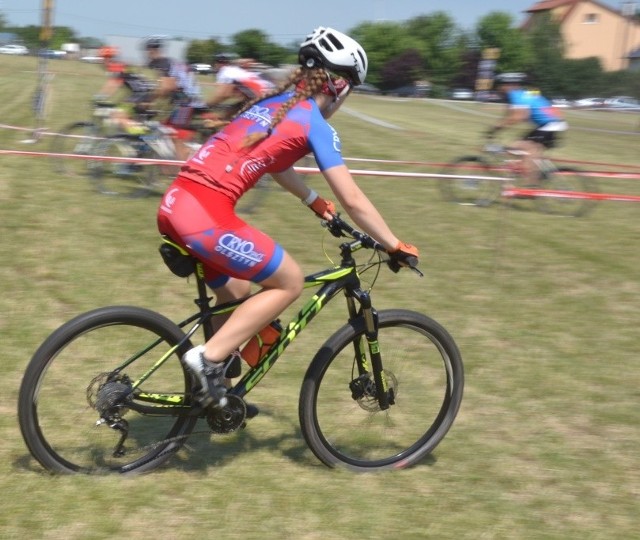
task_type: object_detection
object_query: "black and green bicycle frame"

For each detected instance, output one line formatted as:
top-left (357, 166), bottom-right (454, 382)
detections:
top-left (126, 235), bottom-right (393, 415)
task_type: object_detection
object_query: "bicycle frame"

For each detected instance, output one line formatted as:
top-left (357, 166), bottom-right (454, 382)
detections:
top-left (122, 235), bottom-right (393, 416)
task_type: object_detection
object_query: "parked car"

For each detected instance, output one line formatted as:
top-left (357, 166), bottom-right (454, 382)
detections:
top-left (551, 98), bottom-right (572, 108)
top-left (573, 97), bottom-right (605, 108)
top-left (450, 88), bottom-right (474, 100)
top-left (352, 82), bottom-right (381, 95)
top-left (80, 55), bottom-right (104, 63)
top-left (387, 84), bottom-right (430, 98)
top-left (190, 63), bottom-right (213, 75)
top-left (0, 44), bottom-right (28, 55)
top-left (604, 96), bottom-right (640, 109)
top-left (39, 49), bottom-right (66, 59)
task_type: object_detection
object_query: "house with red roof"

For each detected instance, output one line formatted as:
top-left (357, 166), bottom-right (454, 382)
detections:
top-left (522, 1), bottom-right (640, 70)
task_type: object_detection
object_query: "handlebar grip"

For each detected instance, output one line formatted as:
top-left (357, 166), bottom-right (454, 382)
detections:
top-left (404, 256), bottom-right (419, 268)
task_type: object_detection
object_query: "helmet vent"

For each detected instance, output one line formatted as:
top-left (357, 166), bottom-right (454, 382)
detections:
top-left (318, 38), bottom-right (334, 52)
top-left (326, 33), bottom-right (345, 51)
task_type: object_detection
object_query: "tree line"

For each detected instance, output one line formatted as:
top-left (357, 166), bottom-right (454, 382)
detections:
top-left (2, 10), bottom-right (639, 99)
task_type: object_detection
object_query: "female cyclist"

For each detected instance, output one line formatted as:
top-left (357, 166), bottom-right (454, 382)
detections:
top-left (157, 27), bottom-right (419, 412)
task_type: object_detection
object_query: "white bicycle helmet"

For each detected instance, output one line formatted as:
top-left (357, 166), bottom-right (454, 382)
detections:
top-left (298, 27), bottom-right (368, 86)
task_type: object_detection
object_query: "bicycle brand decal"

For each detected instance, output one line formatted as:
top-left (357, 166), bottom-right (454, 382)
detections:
top-left (244, 293), bottom-right (326, 391)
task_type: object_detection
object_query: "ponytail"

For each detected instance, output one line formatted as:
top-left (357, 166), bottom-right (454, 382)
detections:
top-left (226, 67), bottom-right (329, 149)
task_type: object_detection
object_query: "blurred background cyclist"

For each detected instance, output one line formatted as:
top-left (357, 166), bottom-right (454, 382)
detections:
top-left (487, 72), bottom-right (568, 186)
top-left (205, 52), bottom-right (275, 120)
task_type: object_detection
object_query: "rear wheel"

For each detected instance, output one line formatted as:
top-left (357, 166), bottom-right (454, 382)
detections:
top-left (18, 306), bottom-right (197, 474)
top-left (439, 156), bottom-right (504, 207)
top-left (535, 167), bottom-right (598, 217)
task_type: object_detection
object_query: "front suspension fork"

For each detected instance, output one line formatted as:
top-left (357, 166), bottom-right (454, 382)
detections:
top-left (346, 289), bottom-right (393, 410)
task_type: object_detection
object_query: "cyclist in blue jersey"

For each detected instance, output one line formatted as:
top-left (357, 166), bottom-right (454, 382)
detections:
top-left (487, 72), bottom-right (568, 185)
top-left (157, 27), bottom-right (419, 413)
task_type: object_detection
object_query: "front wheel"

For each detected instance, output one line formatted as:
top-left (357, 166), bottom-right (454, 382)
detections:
top-left (18, 306), bottom-right (196, 474)
top-left (90, 135), bottom-right (176, 198)
top-left (49, 121), bottom-right (101, 177)
top-left (535, 167), bottom-right (598, 217)
top-left (439, 155), bottom-right (504, 207)
top-left (299, 309), bottom-right (464, 471)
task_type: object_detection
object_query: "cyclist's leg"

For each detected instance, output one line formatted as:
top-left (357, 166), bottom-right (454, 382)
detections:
top-left (204, 252), bottom-right (303, 362)
top-left (157, 177), bottom-right (304, 364)
top-left (512, 130), bottom-right (543, 185)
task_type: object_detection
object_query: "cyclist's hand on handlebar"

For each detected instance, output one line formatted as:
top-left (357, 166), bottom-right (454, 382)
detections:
top-left (309, 197), bottom-right (335, 220)
top-left (303, 190), bottom-right (335, 220)
top-left (388, 241), bottom-right (419, 273)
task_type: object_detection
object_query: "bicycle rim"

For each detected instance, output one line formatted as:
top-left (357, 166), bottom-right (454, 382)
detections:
top-left (440, 156), bottom-right (503, 207)
top-left (90, 135), bottom-right (158, 198)
top-left (535, 167), bottom-right (598, 217)
top-left (299, 309), bottom-right (464, 471)
top-left (50, 122), bottom-right (100, 177)
top-left (18, 306), bottom-right (196, 474)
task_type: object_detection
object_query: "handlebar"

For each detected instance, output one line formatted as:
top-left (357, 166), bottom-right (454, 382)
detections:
top-left (321, 214), bottom-right (422, 276)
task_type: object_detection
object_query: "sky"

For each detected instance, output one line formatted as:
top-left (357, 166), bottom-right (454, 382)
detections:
top-left (0, 0), bottom-right (623, 45)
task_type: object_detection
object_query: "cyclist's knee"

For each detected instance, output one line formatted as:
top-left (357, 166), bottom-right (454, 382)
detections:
top-left (261, 253), bottom-right (304, 298)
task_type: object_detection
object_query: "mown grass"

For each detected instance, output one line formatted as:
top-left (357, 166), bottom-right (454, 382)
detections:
top-left (1, 55), bottom-right (639, 539)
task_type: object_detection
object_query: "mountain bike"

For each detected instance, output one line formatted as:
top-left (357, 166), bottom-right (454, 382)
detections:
top-left (439, 141), bottom-right (598, 217)
top-left (88, 107), bottom-right (273, 211)
top-left (18, 215), bottom-right (464, 474)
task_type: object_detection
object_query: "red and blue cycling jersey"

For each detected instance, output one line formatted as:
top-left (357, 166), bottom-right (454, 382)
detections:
top-left (180, 92), bottom-right (344, 200)
top-left (158, 93), bottom-right (344, 288)
top-left (506, 89), bottom-right (563, 128)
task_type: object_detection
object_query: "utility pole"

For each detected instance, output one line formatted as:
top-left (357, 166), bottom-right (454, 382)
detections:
top-left (25, 0), bottom-right (55, 143)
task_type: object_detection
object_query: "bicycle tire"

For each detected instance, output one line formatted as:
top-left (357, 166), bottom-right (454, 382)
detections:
top-left (299, 309), bottom-right (464, 471)
top-left (439, 155), bottom-right (504, 207)
top-left (18, 305), bottom-right (197, 474)
top-left (49, 121), bottom-right (101, 177)
top-left (90, 134), bottom-right (176, 198)
top-left (535, 166), bottom-right (598, 218)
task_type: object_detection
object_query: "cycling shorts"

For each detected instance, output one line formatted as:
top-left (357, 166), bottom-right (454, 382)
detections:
top-left (525, 128), bottom-right (560, 149)
top-left (157, 176), bottom-right (284, 289)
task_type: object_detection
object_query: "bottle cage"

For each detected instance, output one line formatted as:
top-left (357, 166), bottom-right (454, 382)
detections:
top-left (159, 236), bottom-right (195, 278)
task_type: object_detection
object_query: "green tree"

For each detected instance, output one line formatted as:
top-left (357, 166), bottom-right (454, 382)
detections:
top-left (476, 12), bottom-right (530, 73)
top-left (186, 37), bottom-right (225, 64)
top-left (7, 24), bottom-right (78, 49)
top-left (405, 13), bottom-right (468, 86)
top-left (350, 21), bottom-right (423, 87)
top-left (231, 29), bottom-right (289, 66)
top-left (380, 49), bottom-right (424, 89)
top-left (524, 12), bottom-right (565, 96)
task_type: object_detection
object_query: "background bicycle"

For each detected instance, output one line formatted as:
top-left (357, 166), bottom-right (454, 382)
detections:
top-left (439, 140), bottom-right (599, 217)
top-left (48, 99), bottom-right (121, 177)
top-left (18, 215), bottom-right (464, 474)
top-left (89, 108), bottom-right (279, 211)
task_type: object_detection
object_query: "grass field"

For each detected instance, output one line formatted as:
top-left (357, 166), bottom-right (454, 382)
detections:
top-left (1, 55), bottom-right (639, 539)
